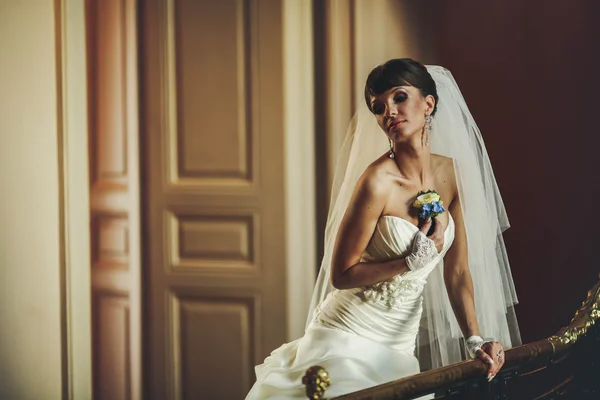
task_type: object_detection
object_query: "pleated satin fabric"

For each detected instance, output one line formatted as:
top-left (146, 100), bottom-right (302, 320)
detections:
top-left (246, 216), bottom-right (455, 399)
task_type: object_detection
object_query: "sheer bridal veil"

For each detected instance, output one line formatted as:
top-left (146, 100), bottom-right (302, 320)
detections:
top-left (305, 65), bottom-right (521, 369)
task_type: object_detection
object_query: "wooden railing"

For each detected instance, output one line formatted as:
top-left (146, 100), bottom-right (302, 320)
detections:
top-left (303, 277), bottom-right (600, 400)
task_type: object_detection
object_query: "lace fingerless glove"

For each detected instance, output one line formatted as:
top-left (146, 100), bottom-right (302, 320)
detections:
top-left (405, 231), bottom-right (439, 272)
top-left (466, 335), bottom-right (488, 359)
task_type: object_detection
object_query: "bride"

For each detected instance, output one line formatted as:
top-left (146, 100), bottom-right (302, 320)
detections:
top-left (246, 59), bottom-right (521, 399)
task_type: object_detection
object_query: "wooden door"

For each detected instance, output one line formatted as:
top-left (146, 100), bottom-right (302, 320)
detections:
top-left (140, 0), bottom-right (290, 398)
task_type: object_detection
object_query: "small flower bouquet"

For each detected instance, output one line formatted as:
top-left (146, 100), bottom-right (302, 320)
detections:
top-left (412, 190), bottom-right (445, 235)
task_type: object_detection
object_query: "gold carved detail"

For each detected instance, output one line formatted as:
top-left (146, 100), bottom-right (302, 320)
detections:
top-left (549, 277), bottom-right (600, 349)
top-left (302, 366), bottom-right (331, 400)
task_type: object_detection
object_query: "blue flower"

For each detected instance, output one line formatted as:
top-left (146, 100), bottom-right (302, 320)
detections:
top-left (432, 201), bottom-right (445, 213)
top-left (420, 203), bottom-right (432, 219)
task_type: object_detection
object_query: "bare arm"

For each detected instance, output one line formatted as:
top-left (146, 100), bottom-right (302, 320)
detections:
top-left (444, 195), bottom-right (480, 338)
top-left (330, 169), bottom-right (410, 289)
top-left (444, 174), bottom-right (503, 379)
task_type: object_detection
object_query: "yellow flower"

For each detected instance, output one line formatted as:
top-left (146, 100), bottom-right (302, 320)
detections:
top-left (413, 192), bottom-right (440, 207)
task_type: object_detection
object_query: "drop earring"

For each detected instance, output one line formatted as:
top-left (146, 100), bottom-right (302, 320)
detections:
top-left (388, 138), bottom-right (395, 159)
top-left (425, 114), bottom-right (432, 146)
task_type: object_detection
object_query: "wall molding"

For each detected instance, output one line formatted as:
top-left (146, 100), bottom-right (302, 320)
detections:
top-left (283, 0), bottom-right (317, 340)
top-left (55, 0), bottom-right (93, 397)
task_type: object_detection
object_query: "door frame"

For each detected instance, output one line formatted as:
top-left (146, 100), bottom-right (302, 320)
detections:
top-left (56, 0), bottom-right (93, 398)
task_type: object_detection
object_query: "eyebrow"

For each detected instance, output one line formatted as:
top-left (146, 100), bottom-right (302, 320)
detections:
top-left (370, 87), bottom-right (406, 107)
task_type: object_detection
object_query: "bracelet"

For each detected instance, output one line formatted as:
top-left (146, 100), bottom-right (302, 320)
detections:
top-left (465, 335), bottom-right (486, 359)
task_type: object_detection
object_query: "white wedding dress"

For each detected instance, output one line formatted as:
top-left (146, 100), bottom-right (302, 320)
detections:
top-left (246, 214), bottom-right (455, 399)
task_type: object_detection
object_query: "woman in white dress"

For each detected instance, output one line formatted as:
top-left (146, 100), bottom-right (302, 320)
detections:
top-left (246, 59), bottom-right (521, 399)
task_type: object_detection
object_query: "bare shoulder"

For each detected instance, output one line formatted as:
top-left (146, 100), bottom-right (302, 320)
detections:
top-left (431, 154), bottom-right (458, 200)
top-left (431, 153), bottom-right (453, 167)
top-left (355, 153), bottom-right (395, 197)
top-left (431, 154), bottom-right (455, 178)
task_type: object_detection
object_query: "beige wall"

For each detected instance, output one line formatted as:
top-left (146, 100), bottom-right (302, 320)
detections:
top-left (0, 1), bottom-right (63, 398)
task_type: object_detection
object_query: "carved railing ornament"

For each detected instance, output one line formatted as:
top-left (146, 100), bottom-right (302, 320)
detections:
top-left (548, 276), bottom-right (600, 350)
top-left (302, 365), bottom-right (331, 400)
top-left (303, 276), bottom-right (600, 399)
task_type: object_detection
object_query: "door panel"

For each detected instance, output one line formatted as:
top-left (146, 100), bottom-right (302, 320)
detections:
top-left (140, 0), bottom-right (287, 398)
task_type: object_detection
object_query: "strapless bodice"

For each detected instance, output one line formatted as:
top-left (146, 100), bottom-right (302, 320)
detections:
top-left (363, 214), bottom-right (455, 266)
top-left (312, 214), bottom-right (456, 354)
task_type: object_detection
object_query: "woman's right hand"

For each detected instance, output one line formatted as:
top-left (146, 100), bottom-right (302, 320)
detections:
top-left (405, 218), bottom-right (445, 272)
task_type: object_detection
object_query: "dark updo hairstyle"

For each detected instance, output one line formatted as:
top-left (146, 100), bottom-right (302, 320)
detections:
top-left (364, 58), bottom-right (439, 117)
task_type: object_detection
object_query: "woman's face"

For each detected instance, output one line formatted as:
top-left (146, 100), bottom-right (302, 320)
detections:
top-left (369, 85), bottom-right (435, 142)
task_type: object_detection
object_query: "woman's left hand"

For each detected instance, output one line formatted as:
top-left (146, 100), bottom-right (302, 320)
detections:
top-left (476, 342), bottom-right (505, 381)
